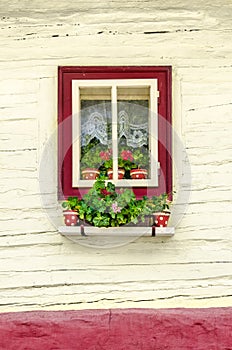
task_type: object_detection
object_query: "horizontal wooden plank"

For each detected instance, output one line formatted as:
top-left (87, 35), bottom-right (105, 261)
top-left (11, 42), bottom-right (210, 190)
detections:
top-left (0, 260), bottom-right (232, 289)
top-left (0, 237), bottom-right (231, 264)
top-left (0, 119), bottom-right (37, 150)
top-left (0, 78), bottom-right (38, 95)
top-left (0, 258), bottom-right (231, 277)
top-left (0, 218), bottom-right (58, 235)
top-left (0, 103), bottom-right (37, 120)
top-left (0, 149), bottom-right (37, 170)
top-left (0, 93), bottom-right (37, 107)
top-left (0, 284), bottom-right (232, 310)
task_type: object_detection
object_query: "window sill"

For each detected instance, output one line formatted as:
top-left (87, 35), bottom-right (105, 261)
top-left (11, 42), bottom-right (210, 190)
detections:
top-left (58, 226), bottom-right (175, 237)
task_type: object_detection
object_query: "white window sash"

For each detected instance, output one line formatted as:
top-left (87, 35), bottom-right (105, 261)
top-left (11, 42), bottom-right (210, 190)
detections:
top-left (72, 79), bottom-right (159, 187)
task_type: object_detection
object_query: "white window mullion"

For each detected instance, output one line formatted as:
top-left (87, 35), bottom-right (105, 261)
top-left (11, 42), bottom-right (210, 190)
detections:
top-left (150, 81), bottom-right (159, 186)
top-left (72, 81), bottom-right (80, 187)
top-left (111, 85), bottom-right (118, 181)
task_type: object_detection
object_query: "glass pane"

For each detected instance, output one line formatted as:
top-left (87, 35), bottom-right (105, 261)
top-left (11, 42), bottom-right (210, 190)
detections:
top-left (80, 87), bottom-right (112, 180)
top-left (117, 86), bottom-right (150, 180)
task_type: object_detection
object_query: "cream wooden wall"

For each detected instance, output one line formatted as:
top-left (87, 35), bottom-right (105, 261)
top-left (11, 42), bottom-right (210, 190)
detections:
top-left (0, 0), bottom-right (232, 312)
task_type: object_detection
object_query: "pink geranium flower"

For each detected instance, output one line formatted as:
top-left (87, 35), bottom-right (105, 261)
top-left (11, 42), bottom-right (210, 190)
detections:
top-left (112, 202), bottom-right (121, 213)
top-left (100, 149), bottom-right (112, 161)
top-left (121, 150), bottom-right (134, 162)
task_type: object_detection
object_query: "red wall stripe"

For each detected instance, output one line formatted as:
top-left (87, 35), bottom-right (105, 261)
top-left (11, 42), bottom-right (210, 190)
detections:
top-left (0, 308), bottom-right (231, 349)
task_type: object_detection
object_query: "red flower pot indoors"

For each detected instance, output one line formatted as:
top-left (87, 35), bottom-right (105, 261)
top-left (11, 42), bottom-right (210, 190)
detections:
top-left (81, 168), bottom-right (100, 180)
top-left (107, 169), bottom-right (125, 179)
top-left (63, 210), bottom-right (79, 226)
top-left (154, 212), bottom-right (170, 227)
top-left (130, 169), bottom-right (148, 179)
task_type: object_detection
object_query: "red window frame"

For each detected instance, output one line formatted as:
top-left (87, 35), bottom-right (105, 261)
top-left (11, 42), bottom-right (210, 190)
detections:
top-left (58, 66), bottom-right (172, 199)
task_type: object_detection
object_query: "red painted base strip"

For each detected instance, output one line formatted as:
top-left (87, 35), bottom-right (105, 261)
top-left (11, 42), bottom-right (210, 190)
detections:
top-left (0, 308), bottom-right (232, 349)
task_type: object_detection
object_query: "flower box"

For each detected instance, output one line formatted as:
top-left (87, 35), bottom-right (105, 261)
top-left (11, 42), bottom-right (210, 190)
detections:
top-left (58, 225), bottom-right (175, 237)
top-left (61, 178), bottom-right (173, 231)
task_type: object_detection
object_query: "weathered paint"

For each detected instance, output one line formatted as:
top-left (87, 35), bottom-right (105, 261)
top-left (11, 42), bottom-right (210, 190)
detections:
top-left (0, 0), bottom-right (232, 312)
top-left (0, 308), bottom-right (232, 349)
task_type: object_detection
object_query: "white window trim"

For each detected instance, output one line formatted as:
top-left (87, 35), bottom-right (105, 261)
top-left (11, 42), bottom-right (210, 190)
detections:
top-left (72, 79), bottom-right (159, 187)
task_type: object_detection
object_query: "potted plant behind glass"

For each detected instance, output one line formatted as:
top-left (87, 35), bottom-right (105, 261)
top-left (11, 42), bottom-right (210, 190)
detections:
top-left (62, 197), bottom-right (81, 226)
top-left (117, 149), bottom-right (135, 179)
top-left (130, 148), bottom-right (149, 179)
top-left (80, 142), bottom-right (104, 180)
top-left (99, 148), bottom-right (149, 180)
top-left (100, 149), bottom-right (136, 180)
top-left (99, 149), bottom-right (125, 180)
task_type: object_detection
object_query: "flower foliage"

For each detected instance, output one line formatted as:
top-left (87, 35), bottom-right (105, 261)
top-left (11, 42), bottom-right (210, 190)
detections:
top-left (81, 138), bottom-right (150, 181)
top-left (62, 197), bottom-right (80, 211)
top-left (78, 176), bottom-right (147, 227)
top-left (80, 142), bottom-right (105, 170)
top-left (62, 179), bottom-right (172, 227)
top-left (99, 147), bottom-right (149, 174)
top-left (144, 193), bottom-right (172, 213)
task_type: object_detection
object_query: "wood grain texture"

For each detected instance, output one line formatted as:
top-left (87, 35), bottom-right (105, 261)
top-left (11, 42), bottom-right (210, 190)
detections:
top-left (0, 0), bottom-right (231, 312)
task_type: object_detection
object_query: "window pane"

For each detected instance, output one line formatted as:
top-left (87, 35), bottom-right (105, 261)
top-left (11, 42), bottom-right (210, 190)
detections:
top-left (80, 87), bottom-right (112, 180)
top-left (117, 87), bottom-right (150, 180)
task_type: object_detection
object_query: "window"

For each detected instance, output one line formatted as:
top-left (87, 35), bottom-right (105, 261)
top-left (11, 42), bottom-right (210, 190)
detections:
top-left (58, 66), bottom-right (172, 199)
top-left (72, 79), bottom-right (158, 187)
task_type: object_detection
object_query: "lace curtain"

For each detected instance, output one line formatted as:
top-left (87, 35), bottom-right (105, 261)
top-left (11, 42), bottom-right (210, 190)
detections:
top-left (81, 100), bottom-right (148, 148)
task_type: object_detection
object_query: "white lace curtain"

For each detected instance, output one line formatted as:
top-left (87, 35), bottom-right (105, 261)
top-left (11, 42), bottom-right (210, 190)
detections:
top-left (81, 101), bottom-right (148, 148)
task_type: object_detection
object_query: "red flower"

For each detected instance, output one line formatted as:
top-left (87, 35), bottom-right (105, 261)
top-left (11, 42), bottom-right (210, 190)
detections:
top-left (100, 149), bottom-right (112, 161)
top-left (121, 150), bottom-right (134, 162)
top-left (100, 189), bottom-right (112, 196)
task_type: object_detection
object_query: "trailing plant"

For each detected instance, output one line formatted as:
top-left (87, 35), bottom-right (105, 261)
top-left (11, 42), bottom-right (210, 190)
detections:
top-left (80, 140), bottom-right (107, 170)
top-left (132, 148), bottom-right (150, 169)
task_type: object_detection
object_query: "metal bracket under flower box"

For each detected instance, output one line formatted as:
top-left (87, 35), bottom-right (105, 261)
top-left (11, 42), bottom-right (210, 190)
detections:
top-left (58, 225), bottom-right (175, 237)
